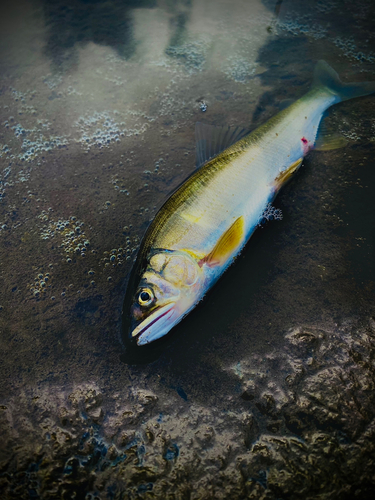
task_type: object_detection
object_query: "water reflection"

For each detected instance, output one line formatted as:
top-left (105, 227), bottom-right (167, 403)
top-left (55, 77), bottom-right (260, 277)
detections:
top-left (42, 0), bottom-right (157, 67)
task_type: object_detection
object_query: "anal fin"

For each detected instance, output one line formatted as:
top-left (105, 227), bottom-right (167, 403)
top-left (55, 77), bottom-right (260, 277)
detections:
top-left (273, 158), bottom-right (303, 191)
top-left (199, 216), bottom-right (245, 268)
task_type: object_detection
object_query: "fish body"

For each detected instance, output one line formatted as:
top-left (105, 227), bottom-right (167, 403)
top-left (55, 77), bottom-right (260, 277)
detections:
top-left (122, 61), bottom-right (375, 346)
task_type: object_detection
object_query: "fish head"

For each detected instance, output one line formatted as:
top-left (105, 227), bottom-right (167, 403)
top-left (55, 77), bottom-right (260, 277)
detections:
top-left (127, 250), bottom-right (203, 346)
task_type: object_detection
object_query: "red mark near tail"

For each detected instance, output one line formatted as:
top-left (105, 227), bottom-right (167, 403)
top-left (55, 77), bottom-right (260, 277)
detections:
top-left (301, 136), bottom-right (311, 155)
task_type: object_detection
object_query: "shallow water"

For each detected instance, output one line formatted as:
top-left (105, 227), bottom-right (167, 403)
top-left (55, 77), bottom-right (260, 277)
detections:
top-left (1, 0), bottom-right (375, 498)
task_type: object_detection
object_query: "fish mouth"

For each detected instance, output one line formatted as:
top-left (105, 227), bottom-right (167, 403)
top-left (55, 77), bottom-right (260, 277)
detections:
top-left (131, 302), bottom-right (177, 346)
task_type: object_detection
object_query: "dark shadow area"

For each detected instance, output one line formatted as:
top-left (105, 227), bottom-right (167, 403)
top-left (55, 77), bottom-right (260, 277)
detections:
top-left (121, 210), bottom-right (288, 366)
top-left (334, 148), bottom-right (375, 287)
top-left (42, 0), bottom-right (156, 68)
top-left (119, 165), bottom-right (318, 398)
top-left (164, 0), bottom-right (196, 69)
top-left (166, 0), bottom-right (192, 48)
top-left (252, 35), bottom-right (314, 125)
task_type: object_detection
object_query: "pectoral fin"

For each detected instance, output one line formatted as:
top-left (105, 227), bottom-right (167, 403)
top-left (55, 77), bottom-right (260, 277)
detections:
top-left (273, 158), bottom-right (303, 191)
top-left (199, 216), bottom-right (245, 268)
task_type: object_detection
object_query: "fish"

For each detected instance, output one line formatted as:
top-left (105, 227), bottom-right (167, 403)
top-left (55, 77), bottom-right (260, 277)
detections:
top-left (122, 61), bottom-right (375, 346)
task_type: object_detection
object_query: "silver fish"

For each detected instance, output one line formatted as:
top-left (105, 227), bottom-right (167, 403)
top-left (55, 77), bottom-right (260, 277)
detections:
top-left (122, 61), bottom-right (375, 346)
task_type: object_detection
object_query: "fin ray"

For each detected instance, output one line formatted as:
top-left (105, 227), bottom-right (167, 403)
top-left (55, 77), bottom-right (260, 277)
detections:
top-left (200, 216), bottom-right (245, 268)
top-left (274, 158), bottom-right (303, 191)
top-left (313, 60), bottom-right (375, 102)
top-left (315, 120), bottom-right (347, 151)
top-left (195, 123), bottom-right (250, 168)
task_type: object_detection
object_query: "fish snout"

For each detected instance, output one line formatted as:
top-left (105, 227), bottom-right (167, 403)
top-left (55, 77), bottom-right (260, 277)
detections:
top-left (130, 302), bottom-right (179, 346)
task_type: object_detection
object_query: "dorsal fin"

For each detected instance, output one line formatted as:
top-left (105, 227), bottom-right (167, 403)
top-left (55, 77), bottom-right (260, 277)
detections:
top-left (195, 122), bottom-right (250, 168)
top-left (199, 216), bottom-right (245, 268)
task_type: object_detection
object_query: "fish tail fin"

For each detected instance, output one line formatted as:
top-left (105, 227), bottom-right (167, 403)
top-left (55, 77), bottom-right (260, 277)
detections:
top-left (312, 60), bottom-right (375, 102)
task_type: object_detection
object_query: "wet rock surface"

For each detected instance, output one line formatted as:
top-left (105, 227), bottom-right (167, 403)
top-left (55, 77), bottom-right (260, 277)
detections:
top-left (1, 0), bottom-right (375, 498)
top-left (1, 320), bottom-right (375, 499)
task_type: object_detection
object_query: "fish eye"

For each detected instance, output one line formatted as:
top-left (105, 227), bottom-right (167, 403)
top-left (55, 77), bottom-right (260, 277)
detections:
top-left (138, 288), bottom-right (154, 306)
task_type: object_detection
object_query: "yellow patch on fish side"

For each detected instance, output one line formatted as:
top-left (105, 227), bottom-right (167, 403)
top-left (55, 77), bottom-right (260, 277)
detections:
top-left (181, 212), bottom-right (202, 224)
top-left (200, 216), bottom-right (245, 268)
top-left (182, 249), bottom-right (205, 261)
top-left (274, 157), bottom-right (303, 190)
top-left (180, 210), bottom-right (214, 228)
